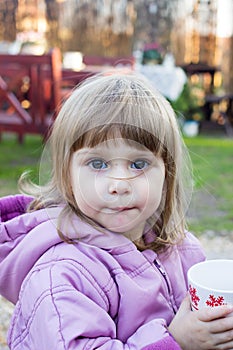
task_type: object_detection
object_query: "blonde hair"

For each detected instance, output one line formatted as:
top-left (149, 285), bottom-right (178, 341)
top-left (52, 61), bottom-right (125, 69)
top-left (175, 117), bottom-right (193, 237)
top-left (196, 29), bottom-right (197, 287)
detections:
top-left (20, 71), bottom-right (192, 252)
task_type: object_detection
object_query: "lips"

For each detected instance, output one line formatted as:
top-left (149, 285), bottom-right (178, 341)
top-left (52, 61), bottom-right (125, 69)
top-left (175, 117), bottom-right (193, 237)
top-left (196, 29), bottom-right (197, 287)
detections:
top-left (109, 207), bottom-right (135, 212)
top-left (103, 207), bottom-right (135, 213)
top-left (114, 207), bottom-right (134, 212)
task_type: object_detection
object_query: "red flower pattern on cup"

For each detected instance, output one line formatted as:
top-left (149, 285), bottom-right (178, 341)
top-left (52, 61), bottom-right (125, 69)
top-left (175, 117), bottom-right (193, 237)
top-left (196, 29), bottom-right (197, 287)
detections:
top-left (189, 284), bottom-right (227, 310)
top-left (206, 295), bottom-right (226, 307)
top-left (189, 284), bottom-right (200, 309)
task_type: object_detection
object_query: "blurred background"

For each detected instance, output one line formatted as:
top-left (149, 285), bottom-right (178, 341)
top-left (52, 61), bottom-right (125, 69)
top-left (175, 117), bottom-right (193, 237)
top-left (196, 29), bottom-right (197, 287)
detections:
top-left (0, 0), bottom-right (233, 135)
top-left (0, 0), bottom-right (232, 92)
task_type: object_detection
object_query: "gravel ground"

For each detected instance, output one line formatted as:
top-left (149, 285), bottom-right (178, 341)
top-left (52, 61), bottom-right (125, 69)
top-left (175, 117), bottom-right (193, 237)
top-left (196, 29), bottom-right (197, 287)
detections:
top-left (199, 231), bottom-right (233, 259)
top-left (0, 298), bottom-right (13, 350)
top-left (0, 232), bottom-right (232, 350)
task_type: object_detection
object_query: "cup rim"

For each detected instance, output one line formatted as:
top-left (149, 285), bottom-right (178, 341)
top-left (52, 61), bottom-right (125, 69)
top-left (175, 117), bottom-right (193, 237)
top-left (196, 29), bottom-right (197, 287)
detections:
top-left (188, 259), bottom-right (233, 294)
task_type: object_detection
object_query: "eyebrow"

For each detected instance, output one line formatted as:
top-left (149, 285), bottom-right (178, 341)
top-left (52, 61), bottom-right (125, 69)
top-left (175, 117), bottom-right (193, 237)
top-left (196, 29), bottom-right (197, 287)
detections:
top-left (73, 148), bottom-right (158, 162)
top-left (74, 149), bottom-right (103, 158)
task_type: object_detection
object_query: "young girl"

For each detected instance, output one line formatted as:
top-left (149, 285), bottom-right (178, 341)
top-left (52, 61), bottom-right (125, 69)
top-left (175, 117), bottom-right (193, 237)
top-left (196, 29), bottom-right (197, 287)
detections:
top-left (1, 72), bottom-right (233, 350)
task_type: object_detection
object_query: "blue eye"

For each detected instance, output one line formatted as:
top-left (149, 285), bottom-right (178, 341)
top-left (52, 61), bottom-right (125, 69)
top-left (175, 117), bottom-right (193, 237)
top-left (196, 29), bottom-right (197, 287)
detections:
top-left (88, 159), bottom-right (108, 170)
top-left (131, 160), bottom-right (149, 170)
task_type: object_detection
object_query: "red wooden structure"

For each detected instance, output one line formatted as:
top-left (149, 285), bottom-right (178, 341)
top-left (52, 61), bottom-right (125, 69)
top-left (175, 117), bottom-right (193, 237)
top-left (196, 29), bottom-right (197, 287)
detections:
top-left (0, 48), bottom-right (62, 142)
top-left (0, 51), bottom-right (136, 142)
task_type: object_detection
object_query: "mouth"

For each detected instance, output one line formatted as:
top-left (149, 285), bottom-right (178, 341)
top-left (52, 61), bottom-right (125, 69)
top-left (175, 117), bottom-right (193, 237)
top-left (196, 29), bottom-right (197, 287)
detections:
top-left (104, 207), bottom-right (136, 213)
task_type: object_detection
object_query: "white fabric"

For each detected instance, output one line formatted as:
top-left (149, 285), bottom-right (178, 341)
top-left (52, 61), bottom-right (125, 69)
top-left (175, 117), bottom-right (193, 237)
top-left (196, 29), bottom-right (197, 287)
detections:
top-left (136, 63), bottom-right (187, 101)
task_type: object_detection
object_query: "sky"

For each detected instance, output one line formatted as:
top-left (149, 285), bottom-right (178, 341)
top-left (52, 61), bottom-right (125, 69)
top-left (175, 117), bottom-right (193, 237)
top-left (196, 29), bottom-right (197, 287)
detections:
top-left (216, 0), bottom-right (233, 37)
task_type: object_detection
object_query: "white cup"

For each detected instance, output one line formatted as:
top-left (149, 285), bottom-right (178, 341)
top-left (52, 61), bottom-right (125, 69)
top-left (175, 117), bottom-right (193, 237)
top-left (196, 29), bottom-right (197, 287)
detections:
top-left (187, 259), bottom-right (233, 310)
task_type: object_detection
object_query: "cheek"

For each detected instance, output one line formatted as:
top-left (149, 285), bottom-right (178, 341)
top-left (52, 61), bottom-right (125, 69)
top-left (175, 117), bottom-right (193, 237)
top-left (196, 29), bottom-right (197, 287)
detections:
top-left (143, 170), bottom-right (165, 208)
top-left (71, 173), bottom-right (104, 214)
top-left (73, 185), bottom-right (97, 217)
top-left (149, 181), bottom-right (164, 208)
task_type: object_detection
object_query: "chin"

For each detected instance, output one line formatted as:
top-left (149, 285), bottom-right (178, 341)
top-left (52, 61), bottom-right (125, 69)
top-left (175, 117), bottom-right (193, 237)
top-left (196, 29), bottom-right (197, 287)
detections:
top-left (109, 225), bottom-right (142, 237)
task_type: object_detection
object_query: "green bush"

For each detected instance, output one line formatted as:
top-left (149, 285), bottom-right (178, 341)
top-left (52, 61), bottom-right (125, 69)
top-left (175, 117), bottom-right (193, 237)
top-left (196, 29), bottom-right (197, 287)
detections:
top-left (169, 83), bottom-right (204, 121)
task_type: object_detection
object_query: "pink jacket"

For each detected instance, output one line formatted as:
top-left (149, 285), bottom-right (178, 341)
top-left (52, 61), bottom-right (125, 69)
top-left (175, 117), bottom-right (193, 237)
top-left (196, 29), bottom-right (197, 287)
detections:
top-left (0, 195), bottom-right (205, 349)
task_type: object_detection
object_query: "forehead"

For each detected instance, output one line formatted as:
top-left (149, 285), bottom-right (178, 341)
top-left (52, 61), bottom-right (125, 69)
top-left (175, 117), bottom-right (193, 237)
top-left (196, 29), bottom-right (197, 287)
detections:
top-left (74, 138), bottom-right (153, 158)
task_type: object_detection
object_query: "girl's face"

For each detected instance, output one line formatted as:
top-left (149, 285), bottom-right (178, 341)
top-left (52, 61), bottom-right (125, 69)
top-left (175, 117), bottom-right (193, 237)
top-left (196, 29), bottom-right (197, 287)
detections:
top-left (70, 138), bottom-right (165, 241)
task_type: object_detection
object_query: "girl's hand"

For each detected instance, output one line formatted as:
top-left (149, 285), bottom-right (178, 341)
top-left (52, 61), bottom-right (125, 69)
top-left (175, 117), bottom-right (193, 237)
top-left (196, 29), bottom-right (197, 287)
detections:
top-left (168, 294), bottom-right (233, 350)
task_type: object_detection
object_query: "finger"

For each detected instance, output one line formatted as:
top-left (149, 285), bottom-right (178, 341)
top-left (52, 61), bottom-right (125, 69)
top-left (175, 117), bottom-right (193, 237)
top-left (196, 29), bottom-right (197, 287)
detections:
top-left (214, 340), bottom-right (233, 350)
top-left (176, 293), bottom-right (191, 316)
top-left (198, 305), bottom-right (233, 322)
top-left (213, 330), bottom-right (233, 348)
top-left (208, 315), bottom-right (233, 334)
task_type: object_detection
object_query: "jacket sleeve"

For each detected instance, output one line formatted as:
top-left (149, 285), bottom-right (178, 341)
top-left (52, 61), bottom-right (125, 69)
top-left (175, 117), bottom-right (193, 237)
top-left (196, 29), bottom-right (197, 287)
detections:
top-left (142, 335), bottom-right (182, 350)
top-left (0, 194), bottom-right (34, 264)
top-left (8, 257), bottom-right (181, 350)
top-left (0, 194), bottom-right (33, 222)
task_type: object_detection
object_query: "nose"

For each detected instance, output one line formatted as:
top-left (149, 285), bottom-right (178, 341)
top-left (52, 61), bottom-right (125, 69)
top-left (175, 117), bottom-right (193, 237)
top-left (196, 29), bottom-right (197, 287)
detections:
top-left (108, 178), bottom-right (131, 195)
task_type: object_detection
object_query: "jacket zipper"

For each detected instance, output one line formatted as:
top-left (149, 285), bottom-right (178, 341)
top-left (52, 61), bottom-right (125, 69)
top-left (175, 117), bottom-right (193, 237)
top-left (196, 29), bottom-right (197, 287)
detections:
top-left (154, 259), bottom-right (177, 314)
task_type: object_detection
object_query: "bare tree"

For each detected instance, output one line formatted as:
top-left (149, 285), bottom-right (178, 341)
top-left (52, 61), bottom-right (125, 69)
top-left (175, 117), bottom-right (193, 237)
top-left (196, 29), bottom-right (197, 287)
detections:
top-left (229, 37), bottom-right (233, 93)
top-left (133, 0), bottom-right (178, 51)
top-left (0, 0), bottom-right (18, 41)
top-left (57, 0), bottom-right (136, 56)
top-left (44, 0), bottom-right (60, 48)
